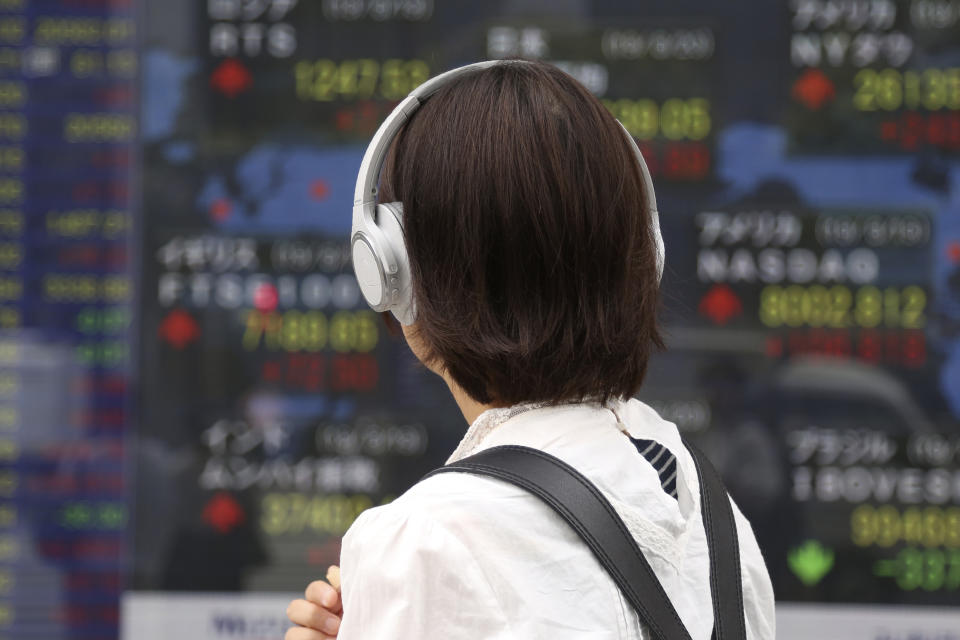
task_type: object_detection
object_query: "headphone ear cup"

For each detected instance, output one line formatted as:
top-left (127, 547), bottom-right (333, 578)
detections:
top-left (376, 202), bottom-right (416, 325)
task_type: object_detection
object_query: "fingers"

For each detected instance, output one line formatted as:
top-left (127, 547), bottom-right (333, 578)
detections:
top-left (305, 579), bottom-right (343, 613)
top-left (287, 599), bottom-right (341, 636)
top-left (284, 625), bottom-right (336, 640)
top-left (326, 565), bottom-right (341, 591)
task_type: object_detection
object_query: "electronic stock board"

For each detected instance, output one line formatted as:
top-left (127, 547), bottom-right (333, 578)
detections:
top-left (0, 0), bottom-right (135, 638)
top-left (5, 0), bottom-right (960, 638)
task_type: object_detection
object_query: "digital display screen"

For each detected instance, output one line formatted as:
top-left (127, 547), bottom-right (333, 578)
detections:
top-left (786, 0), bottom-right (960, 154)
top-left (134, 0), bottom-right (732, 596)
top-left (0, 0), bottom-right (135, 638)
top-left (6, 0), bottom-right (960, 638)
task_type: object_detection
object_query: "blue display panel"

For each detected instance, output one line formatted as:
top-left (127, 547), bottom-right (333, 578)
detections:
top-left (135, 0), bottom-right (730, 595)
top-left (32, 0), bottom-right (950, 637)
top-left (0, 0), bottom-right (135, 638)
top-left (133, 0), bottom-right (960, 612)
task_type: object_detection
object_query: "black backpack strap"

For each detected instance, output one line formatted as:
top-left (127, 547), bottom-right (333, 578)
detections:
top-left (684, 439), bottom-right (747, 640)
top-left (426, 443), bottom-right (747, 640)
top-left (426, 445), bottom-right (693, 640)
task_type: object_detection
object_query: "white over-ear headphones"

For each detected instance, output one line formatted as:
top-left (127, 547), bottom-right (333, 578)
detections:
top-left (351, 59), bottom-right (664, 326)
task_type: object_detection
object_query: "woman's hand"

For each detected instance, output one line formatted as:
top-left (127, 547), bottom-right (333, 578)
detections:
top-left (286, 567), bottom-right (343, 639)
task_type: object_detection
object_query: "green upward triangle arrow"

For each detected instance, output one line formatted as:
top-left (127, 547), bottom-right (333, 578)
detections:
top-left (788, 540), bottom-right (834, 586)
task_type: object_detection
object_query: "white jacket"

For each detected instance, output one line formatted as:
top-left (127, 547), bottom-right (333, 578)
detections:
top-left (338, 398), bottom-right (776, 639)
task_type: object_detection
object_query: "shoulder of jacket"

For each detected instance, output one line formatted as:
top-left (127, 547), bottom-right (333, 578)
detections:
top-left (401, 469), bottom-right (534, 515)
top-left (347, 470), bottom-right (530, 537)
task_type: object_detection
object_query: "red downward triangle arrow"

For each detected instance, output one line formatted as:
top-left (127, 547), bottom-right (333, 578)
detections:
top-left (792, 69), bottom-right (836, 111)
top-left (158, 309), bottom-right (200, 349)
top-left (210, 58), bottom-right (253, 98)
top-left (698, 284), bottom-right (743, 326)
top-left (203, 492), bottom-right (246, 534)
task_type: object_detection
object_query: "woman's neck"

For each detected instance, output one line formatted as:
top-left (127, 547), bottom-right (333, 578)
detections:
top-left (441, 370), bottom-right (501, 425)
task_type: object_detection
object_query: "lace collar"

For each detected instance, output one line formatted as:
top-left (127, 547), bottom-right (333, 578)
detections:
top-left (446, 400), bottom-right (606, 464)
top-left (442, 397), bottom-right (696, 570)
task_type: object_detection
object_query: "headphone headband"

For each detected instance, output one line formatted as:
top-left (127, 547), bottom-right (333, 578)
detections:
top-left (351, 60), bottom-right (664, 325)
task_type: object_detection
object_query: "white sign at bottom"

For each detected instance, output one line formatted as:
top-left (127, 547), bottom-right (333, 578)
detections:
top-left (123, 593), bottom-right (960, 640)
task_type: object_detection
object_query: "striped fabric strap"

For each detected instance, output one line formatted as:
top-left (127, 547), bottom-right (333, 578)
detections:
top-left (629, 438), bottom-right (679, 499)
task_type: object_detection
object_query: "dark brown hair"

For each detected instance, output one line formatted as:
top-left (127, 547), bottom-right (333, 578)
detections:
top-left (381, 60), bottom-right (663, 406)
